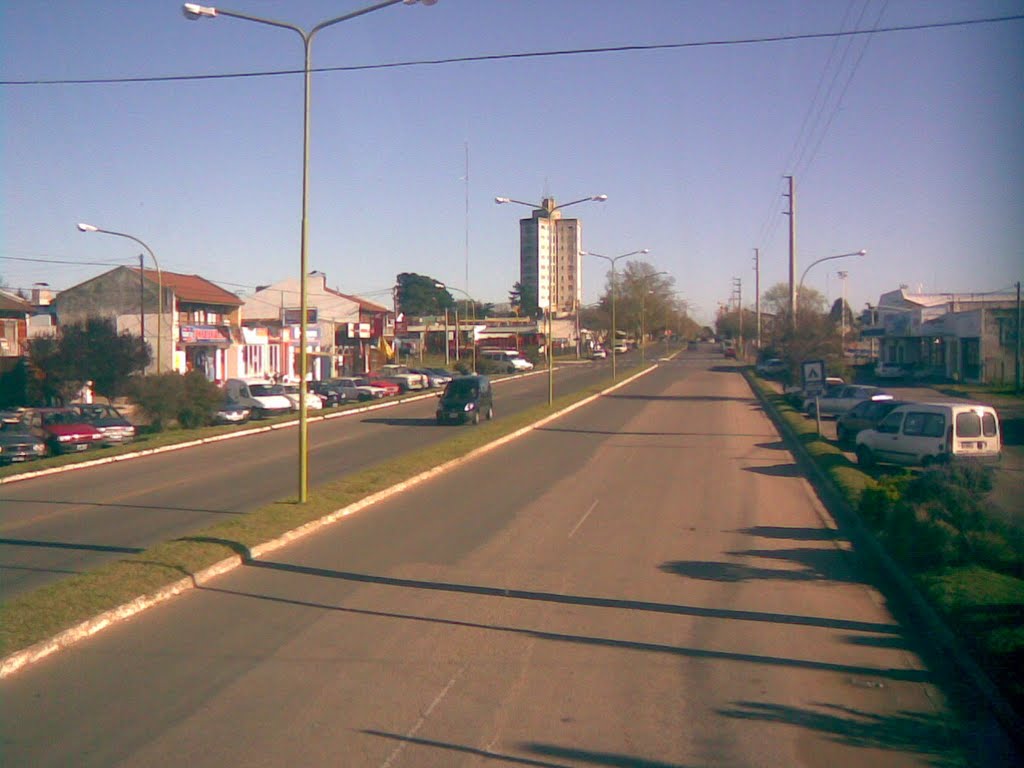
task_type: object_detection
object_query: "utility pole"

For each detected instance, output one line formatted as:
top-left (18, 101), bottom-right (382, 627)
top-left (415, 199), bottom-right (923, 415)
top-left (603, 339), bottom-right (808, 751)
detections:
top-left (753, 248), bottom-right (761, 351)
top-left (1016, 280), bottom-right (1021, 394)
top-left (138, 254), bottom-right (146, 365)
top-left (785, 175), bottom-right (797, 330)
top-left (732, 277), bottom-right (743, 358)
top-left (838, 270), bottom-right (849, 351)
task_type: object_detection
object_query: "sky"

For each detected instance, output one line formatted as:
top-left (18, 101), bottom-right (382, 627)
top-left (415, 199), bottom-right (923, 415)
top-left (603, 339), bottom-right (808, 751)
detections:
top-left (3, 1), bottom-right (1022, 326)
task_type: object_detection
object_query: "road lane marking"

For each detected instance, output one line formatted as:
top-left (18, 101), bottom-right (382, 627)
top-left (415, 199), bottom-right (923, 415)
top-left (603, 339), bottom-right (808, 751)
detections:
top-left (569, 500), bottom-right (599, 538)
top-left (380, 665), bottom-right (465, 768)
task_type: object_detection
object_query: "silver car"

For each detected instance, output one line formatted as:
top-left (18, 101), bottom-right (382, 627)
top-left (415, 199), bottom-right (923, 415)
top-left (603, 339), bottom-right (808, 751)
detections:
top-left (805, 385), bottom-right (893, 418)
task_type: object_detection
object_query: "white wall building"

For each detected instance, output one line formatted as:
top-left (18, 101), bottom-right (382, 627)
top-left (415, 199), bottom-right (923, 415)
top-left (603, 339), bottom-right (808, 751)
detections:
top-left (518, 198), bottom-right (583, 317)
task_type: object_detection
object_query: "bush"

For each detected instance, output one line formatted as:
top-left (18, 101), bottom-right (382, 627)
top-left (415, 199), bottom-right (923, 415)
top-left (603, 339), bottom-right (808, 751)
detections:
top-left (130, 371), bottom-right (222, 431)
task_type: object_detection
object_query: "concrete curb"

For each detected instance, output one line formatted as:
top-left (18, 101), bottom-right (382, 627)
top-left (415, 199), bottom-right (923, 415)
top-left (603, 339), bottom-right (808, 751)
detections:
top-left (0, 365), bottom-right (655, 679)
top-left (742, 369), bottom-right (1024, 743)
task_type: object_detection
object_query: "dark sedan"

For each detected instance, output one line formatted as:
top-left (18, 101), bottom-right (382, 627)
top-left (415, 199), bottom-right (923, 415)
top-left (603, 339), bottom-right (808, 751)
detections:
top-left (836, 399), bottom-right (909, 446)
top-left (0, 420), bottom-right (47, 464)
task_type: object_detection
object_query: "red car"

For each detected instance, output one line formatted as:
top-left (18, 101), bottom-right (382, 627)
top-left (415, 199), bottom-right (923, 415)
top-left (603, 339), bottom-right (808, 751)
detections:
top-left (359, 376), bottom-right (400, 397)
top-left (26, 408), bottom-right (105, 454)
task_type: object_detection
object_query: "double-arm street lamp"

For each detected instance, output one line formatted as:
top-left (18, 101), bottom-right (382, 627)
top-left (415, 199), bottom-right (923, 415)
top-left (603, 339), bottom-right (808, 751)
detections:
top-left (183, 0), bottom-right (436, 504)
top-left (495, 194), bottom-right (607, 405)
top-left (581, 248), bottom-right (649, 380)
top-left (77, 223), bottom-right (163, 374)
top-left (797, 249), bottom-right (866, 318)
top-left (435, 281), bottom-right (477, 373)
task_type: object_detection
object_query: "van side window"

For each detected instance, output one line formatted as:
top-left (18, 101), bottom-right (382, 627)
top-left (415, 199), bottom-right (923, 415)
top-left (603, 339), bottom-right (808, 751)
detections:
top-left (903, 413), bottom-right (925, 436)
top-left (956, 411), bottom-right (982, 438)
top-left (920, 413), bottom-right (945, 438)
top-left (878, 412), bottom-right (903, 434)
top-left (982, 412), bottom-right (998, 437)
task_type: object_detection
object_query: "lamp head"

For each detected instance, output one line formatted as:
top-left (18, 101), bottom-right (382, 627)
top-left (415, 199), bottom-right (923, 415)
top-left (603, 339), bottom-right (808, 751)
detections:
top-left (640, 248), bottom-right (650, 254)
top-left (182, 3), bottom-right (217, 20)
top-left (494, 197), bottom-right (510, 204)
top-left (77, 223), bottom-right (99, 233)
top-left (592, 194), bottom-right (608, 202)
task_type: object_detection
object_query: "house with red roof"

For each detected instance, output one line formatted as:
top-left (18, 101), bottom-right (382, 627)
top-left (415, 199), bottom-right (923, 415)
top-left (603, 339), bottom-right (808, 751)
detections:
top-left (52, 266), bottom-right (243, 380)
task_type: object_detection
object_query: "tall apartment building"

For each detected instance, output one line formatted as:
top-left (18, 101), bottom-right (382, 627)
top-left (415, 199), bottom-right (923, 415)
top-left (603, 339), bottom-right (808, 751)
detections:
top-left (518, 198), bottom-right (583, 317)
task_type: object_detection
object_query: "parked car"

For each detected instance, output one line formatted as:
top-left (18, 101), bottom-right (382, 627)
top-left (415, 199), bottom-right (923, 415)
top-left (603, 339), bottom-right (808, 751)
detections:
top-left (223, 379), bottom-right (295, 419)
top-left (589, 347), bottom-right (608, 360)
top-left (613, 342), bottom-right (629, 354)
top-left (855, 402), bottom-right (1001, 468)
top-left (280, 383), bottom-right (324, 410)
top-left (213, 399), bottom-right (252, 425)
top-left (436, 375), bottom-right (493, 425)
top-left (804, 385), bottom-right (893, 418)
top-left (376, 365), bottom-right (428, 391)
top-left (24, 407), bottom-right (105, 454)
top-left (332, 377), bottom-right (385, 401)
top-left (723, 346), bottom-right (737, 359)
top-left (0, 420), bottom-right (47, 464)
top-left (71, 403), bottom-right (136, 446)
top-left (360, 377), bottom-right (400, 397)
top-left (755, 358), bottom-right (787, 377)
top-left (480, 350), bottom-right (534, 372)
top-left (309, 380), bottom-right (350, 408)
top-left (875, 362), bottom-right (908, 379)
top-left (835, 399), bottom-right (908, 446)
top-left (411, 368), bottom-right (450, 388)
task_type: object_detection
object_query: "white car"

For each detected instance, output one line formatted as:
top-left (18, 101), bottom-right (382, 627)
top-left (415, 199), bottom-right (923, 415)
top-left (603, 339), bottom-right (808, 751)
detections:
top-left (875, 362), bottom-right (908, 379)
top-left (280, 384), bottom-right (324, 410)
top-left (855, 402), bottom-right (1001, 467)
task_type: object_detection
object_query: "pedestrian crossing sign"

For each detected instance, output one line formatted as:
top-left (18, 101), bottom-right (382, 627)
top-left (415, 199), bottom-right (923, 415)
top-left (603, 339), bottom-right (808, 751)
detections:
top-left (802, 359), bottom-right (826, 394)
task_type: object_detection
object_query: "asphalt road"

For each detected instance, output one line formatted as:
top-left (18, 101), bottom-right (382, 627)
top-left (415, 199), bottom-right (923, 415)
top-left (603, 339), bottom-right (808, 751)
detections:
top-left (0, 361), bottom-right (611, 599)
top-left (4, 352), bottom-right (1012, 767)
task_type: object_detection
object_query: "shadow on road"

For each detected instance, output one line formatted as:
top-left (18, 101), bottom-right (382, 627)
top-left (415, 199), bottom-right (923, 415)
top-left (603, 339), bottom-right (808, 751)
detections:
top-left (608, 393), bottom-right (754, 403)
top-left (361, 416), bottom-right (438, 427)
top-left (718, 700), bottom-right (964, 766)
top-left (734, 525), bottom-right (843, 542)
top-left (743, 463), bottom-right (802, 477)
top-left (661, 545), bottom-right (858, 584)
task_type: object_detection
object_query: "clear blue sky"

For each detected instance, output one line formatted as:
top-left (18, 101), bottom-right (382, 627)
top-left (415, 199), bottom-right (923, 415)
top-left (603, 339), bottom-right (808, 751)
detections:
top-left (3, 1), bottom-right (1022, 325)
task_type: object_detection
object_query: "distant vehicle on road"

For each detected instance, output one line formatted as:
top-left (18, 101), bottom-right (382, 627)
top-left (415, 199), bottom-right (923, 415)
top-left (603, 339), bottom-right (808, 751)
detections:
top-left (480, 350), bottom-right (534, 372)
top-left (589, 347), bottom-right (607, 360)
top-left (436, 375), bottom-right (493, 425)
top-left (755, 358), bottom-right (786, 377)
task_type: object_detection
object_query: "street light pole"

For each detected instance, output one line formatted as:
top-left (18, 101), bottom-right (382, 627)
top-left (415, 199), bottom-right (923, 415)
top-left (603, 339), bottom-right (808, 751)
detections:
top-left (183, 0), bottom-right (436, 504)
top-left (77, 223), bottom-right (163, 374)
top-left (797, 249), bottom-right (866, 319)
top-left (495, 194), bottom-right (607, 404)
top-left (582, 249), bottom-right (649, 379)
top-left (436, 282), bottom-right (476, 373)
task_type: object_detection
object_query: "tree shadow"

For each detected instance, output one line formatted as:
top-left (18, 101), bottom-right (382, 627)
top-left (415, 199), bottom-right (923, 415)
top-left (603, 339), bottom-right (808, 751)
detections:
top-left (755, 440), bottom-right (788, 451)
top-left (661, 546), bottom-right (857, 584)
top-left (608, 393), bottom-right (753, 403)
top-left (717, 700), bottom-right (965, 766)
top-left (734, 525), bottom-right (844, 542)
top-left (743, 463), bottom-right (802, 477)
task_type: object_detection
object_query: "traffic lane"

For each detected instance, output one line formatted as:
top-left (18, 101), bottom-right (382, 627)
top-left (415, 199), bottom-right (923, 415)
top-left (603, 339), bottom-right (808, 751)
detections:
top-left (0, 362), bottom-right (612, 598)
top-left (1, 361), bottom-right (979, 767)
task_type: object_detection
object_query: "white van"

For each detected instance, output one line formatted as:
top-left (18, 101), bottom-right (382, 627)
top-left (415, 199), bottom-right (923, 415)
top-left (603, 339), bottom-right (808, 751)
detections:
top-left (223, 379), bottom-right (294, 419)
top-left (480, 350), bottom-right (534, 372)
top-left (855, 402), bottom-right (1001, 468)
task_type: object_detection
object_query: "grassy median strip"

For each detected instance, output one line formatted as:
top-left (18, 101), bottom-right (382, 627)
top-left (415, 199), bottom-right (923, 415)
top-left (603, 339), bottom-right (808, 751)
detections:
top-left (1, 369), bottom-right (646, 660)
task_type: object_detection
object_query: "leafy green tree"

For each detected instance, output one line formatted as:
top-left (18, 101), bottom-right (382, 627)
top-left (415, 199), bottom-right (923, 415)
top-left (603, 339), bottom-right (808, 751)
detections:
top-left (509, 280), bottom-right (538, 318)
top-left (25, 318), bottom-right (149, 405)
top-left (761, 282), bottom-right (826, 319)
top-left (130, 370), bottom-right (223, 431)
top-left (396, 273), bottom-right (454, 317)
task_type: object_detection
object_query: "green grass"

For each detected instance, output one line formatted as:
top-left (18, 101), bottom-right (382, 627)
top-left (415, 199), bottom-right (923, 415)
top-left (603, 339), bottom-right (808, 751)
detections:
top-left (1, 367), bottom-right (647, 659)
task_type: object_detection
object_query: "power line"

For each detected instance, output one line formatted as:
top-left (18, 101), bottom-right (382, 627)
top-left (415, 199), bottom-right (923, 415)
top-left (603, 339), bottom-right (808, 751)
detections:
top-left (3, 14), bottom-right (1020, 87)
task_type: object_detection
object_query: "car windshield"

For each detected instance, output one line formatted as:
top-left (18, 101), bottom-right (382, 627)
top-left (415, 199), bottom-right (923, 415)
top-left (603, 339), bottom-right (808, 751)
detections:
top-left (250, 384), bottom-right (285, 396)
top-left (444, 379), bottom-right (479, 399)
top-left (42, 411), bottom-right (80, 425)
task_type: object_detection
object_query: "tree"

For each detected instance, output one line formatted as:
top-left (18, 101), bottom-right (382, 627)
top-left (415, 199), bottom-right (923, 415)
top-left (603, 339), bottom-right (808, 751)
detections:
top-left (509, 280), bottom-right (538, 319)
top-left (396, 273), bottom-right (454, 317)
top-left (761, 282), bottom-right (827, 318)
top-left (597, 261), bottom-right (675, 343)
top-left (25, 318), bottom-right (150, 405)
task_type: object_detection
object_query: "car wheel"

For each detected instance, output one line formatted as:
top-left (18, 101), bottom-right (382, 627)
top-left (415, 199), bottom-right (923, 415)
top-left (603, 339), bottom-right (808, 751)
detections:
top-left (486, 406), bottom-right (494, 420)
top-left (836, 425), bottom-right (848, 445)
top-left (471, 411), bottom-right (480, 425)
top-left (855, 445), bottom-right (875, 468)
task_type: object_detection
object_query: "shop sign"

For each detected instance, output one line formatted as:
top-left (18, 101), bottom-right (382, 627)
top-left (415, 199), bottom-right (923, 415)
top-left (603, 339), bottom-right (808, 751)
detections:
top-left (180, 325), bottom-right (231, 344)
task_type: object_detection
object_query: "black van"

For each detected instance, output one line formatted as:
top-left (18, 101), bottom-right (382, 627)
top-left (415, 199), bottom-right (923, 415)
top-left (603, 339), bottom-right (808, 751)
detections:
top-left (436, 375), bottom-right (493, 425)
